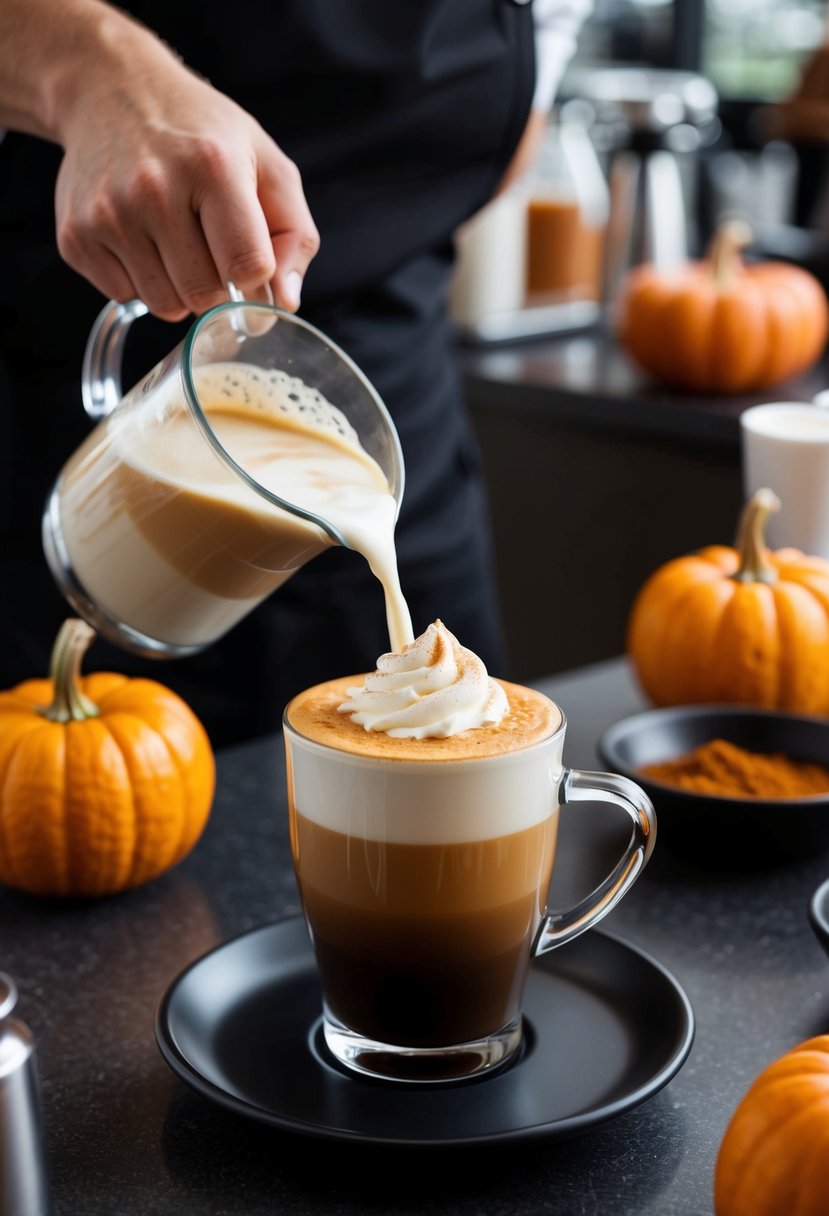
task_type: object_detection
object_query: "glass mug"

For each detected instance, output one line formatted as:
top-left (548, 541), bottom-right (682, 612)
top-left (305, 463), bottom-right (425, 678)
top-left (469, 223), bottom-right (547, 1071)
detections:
top-left (284, 687), bottom-right (656, 1084)
top-left (42, 290), bottom-right (404, 658)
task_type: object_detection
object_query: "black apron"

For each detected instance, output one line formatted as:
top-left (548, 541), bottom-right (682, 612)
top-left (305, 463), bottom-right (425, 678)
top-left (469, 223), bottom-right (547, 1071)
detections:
top-left (0, 0), bottom-right (535, 743)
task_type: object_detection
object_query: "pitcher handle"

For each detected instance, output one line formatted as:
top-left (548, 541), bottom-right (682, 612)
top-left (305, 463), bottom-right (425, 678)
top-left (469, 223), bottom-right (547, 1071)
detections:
top-left (81, 298), bottom-right (150, 419)
top-left (81, 280), bottom-right (276, 419)
top-left (534, 768), bottom-right (656, 955)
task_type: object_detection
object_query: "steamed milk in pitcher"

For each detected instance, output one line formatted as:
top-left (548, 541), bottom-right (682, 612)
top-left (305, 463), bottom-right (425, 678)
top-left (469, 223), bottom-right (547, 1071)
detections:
top-left (56, 362), bottom-right (414, 652)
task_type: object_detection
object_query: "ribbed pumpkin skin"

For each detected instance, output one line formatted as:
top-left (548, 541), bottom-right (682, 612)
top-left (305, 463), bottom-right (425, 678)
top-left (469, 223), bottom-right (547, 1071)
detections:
top-left (714, 1036), bottom-right (829, 1216)
top-left (0, 672), bottom-right (215, 897)
top-left (627, 544), bottom-right (829, 714)
top-left (617, 258), bottom-right (829, 394)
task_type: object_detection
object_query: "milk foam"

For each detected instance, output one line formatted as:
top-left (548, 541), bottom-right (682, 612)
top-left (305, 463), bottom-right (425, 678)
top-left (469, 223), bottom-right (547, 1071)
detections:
top-left (192, 363), bottom-right (364, 446)
top-left (288, 730), bottom-right (561, 844)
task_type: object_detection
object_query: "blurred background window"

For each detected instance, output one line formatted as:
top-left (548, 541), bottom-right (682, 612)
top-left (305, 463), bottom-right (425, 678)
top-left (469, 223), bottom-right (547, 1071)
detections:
top-left (557, 0), bottom-right (829, 245)
top-left (705, 0), bottom-right (824, 100)
top-left (563, 0), bottom-right (826, 101)
top-left (450, 0), bottom-right (829, 343)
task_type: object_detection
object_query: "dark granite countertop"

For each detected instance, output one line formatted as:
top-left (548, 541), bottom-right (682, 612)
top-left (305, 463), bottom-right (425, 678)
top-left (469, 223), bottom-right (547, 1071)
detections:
top-left (4, 657), bottom-right (829, 1215)
top-left (459, 328), bottom-right (829, 448)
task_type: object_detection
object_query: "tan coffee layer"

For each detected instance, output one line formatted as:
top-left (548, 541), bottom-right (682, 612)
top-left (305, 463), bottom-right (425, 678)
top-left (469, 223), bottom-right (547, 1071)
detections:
top-left (285, 676), bottom-right (561, 761)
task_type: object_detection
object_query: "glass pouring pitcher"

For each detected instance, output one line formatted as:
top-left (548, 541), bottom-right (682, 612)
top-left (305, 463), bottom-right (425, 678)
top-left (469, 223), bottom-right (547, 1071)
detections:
top-left (42, 293), bottom-right (404, 658)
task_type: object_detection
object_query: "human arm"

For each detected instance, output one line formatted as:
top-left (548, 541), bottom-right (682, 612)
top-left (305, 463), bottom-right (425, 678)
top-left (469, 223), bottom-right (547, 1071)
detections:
top-left (495, 0), bottom-right (593, 196)
top-left (0, 0), bottom-right (319, 319)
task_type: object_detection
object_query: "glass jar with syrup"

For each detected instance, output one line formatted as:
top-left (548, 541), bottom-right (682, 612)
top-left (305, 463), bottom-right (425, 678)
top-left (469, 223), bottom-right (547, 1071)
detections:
top-left (525, 102), bottom-right (609, 305)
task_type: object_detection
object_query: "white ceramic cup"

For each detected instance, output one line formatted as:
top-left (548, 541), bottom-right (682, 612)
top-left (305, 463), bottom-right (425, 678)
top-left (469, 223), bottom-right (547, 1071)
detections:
top-left (740, 399), bottom-right (829, 556)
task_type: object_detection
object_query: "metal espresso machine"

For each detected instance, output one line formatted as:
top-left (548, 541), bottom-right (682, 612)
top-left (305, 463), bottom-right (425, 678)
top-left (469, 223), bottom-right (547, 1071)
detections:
top-left (565, 66), bottom-right (720, 315)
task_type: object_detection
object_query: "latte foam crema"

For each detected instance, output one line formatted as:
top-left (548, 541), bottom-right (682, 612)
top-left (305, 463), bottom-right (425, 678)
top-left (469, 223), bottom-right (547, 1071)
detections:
top-left (285, 675), bottom-right (562, 844)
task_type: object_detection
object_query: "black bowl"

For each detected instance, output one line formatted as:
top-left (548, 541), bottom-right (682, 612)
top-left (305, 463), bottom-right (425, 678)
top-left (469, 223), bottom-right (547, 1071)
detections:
top-left (598, 705), bottom-right (829, 867)
top-left (809, 876), bottom-right (829, 959)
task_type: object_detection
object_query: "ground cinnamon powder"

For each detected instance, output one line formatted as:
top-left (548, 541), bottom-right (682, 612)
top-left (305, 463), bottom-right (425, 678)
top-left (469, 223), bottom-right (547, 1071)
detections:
top-left (640, 738), bottom-right (829, 799)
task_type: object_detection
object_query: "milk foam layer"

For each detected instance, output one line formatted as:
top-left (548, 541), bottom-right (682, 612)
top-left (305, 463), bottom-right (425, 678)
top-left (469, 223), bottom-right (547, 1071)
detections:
top-left (286, 676), bottom-right (562, 844)
top-left (338, 621), bottom-right (508, 738)
top-left (191, 363), bottom-right (363, 446)
top-left (288, 730), bottom-right (562, 844)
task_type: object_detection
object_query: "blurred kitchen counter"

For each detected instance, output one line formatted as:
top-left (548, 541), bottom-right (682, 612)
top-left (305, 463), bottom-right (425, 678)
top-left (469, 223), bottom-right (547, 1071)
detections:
top-left (459, 327), bottom-right (829, 682)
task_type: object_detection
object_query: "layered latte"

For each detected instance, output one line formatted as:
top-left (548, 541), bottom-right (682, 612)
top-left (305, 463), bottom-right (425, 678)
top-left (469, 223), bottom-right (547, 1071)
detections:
top-left (285, 623), bottom-right (563, 1053)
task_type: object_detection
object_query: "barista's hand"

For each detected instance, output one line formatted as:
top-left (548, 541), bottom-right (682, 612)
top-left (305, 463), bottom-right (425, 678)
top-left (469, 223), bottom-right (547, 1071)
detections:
top-left (52, 16), bottom-right (319, 320)
top-left (493, 107), bottom-right (548, 199)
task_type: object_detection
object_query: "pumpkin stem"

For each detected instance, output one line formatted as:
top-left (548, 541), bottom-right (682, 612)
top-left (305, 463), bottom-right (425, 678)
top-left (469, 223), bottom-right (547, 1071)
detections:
top-left (38, 618), bottom-right (101, 723)
top-left (732, 488), bottom-right (781, 585)
top-left (708, 219), bottom-right (753, 289)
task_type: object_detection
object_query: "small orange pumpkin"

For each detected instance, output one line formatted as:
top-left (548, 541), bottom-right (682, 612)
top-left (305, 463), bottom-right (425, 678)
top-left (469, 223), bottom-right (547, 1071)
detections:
top-left (0, 619), bottom-right (215, 897)
top-left (617, 221), bottom-right (829, 393)
top-left (627, 488), bottom-right (829, 713)
top-left (714, 1035), bottom-right (829, 1216)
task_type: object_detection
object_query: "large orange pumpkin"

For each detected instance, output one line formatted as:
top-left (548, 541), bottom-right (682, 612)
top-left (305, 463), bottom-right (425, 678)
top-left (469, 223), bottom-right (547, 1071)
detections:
top-left (714, 1035), bottom-right (829, 1216)
top-left (627, 488), bottom-right (829, 713)
top-left (617, 221), bottom-right (829, 393)
top-left (0, 619), bottom-right (215, 897)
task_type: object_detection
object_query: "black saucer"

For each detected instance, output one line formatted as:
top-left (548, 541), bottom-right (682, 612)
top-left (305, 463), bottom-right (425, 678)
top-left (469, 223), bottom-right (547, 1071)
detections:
top-left (155, 917), bottom-right (694, 1146)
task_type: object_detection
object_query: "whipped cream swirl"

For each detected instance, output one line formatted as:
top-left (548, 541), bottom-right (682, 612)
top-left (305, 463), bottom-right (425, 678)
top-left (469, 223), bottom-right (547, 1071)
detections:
top-left (337, 620), bottom-right (509, 739)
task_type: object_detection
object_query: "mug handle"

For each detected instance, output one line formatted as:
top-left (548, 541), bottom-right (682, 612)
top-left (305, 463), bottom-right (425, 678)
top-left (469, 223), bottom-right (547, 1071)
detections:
top-left (534, 768), bottom-right (656, 956)
top-left (80, 280), bottom-right (276, 419)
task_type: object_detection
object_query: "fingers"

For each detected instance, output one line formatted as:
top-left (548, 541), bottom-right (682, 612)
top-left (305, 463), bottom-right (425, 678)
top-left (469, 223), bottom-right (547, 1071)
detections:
top-left (57, 162), bottom-right (200, 321)
top-left (198, 142), bottom-right (319, 313)
top-left (197, 161), bottom-right (277, 306)
top-left (108, 234), bottom-right (191, 321)
top-left (258, 152), bottom-right (320, 312)
top-left (153, 210), bottom-right (227, 316)
top-left (73, 245), bottom-right (138, 309)
top-left (59, 180), bottom-right (260, 321)
top-left (60, 221), bottom-right (190, 322)
top-left (56, 112), bottom-right (319, 320)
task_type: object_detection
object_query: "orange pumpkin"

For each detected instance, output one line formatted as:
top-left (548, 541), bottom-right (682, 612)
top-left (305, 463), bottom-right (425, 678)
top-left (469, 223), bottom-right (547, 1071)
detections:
top-left (617, 221), bottom-right (829, 393)
top-left (714, 1035), bottom-right (829, 1216)
top-left (627, 488), bottom-right (829, 713)
top-left (0, 619), bottom-right (215, 897)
